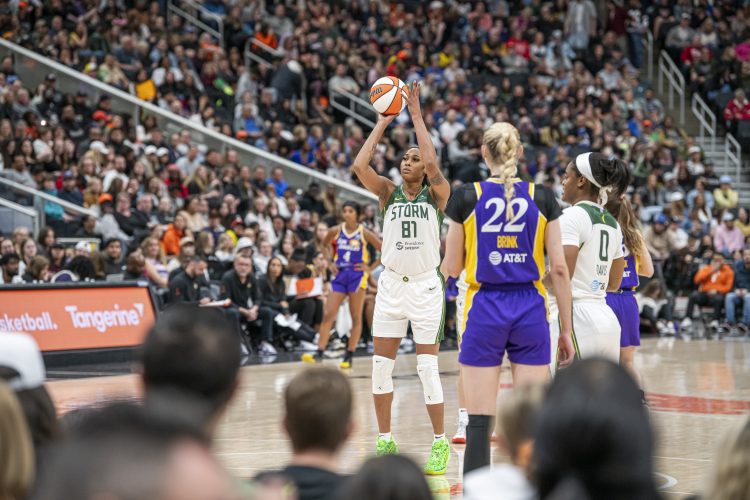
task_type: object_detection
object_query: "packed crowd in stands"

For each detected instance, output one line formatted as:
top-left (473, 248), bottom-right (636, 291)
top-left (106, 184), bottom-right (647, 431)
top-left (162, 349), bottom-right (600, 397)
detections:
top-left (2, 310), bottom-right (750, 500)
top-left (1, 2), bottom-right (750, 499)
top-left (656, 2), bottom-right (750, 137)
top-left (0, 1), bottom-right (750, 343)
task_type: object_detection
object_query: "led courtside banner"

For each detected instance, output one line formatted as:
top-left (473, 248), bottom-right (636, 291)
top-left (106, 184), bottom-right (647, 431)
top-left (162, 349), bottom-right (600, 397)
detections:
top-left (0, 283), bottom-right (157, 351)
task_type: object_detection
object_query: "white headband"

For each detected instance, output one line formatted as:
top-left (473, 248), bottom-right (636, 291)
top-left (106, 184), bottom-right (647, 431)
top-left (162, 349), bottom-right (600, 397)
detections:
top-left (576, 152), bottom-right (614, 206)
top-left (575, 153), bottom-right (601, 188)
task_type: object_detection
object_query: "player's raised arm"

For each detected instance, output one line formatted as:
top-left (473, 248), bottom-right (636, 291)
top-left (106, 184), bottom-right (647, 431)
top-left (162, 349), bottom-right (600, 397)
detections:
top-left (406, 81), bottom-right (449, 210)
top-left (350, 114), bottom-right (397, 207)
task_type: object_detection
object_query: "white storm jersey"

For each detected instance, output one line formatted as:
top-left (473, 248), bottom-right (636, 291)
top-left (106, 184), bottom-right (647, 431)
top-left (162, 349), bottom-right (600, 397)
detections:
top-left (559, 201), bottom-right (623, 301)
top-left (380, 185), bottom-right (442, 275)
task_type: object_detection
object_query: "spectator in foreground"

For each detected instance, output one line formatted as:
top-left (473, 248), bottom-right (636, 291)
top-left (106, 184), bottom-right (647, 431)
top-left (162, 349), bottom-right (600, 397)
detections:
top-left (533, 359), bottom-right (658, 500)
top-left (681, 254), bottom-right (735, 334)
top-left (257, 367), bottom-right (353, 500)
top-left (336, 455), bottom-right (432, 500)
top-left (703, 413), bottom-right (750, 500)
top-left (0, 381), bottom-right (35, 500)
top-left (32, 403), bottom-right (240, 500)
top-left (0, 332), bottom-right (60, 461)
top-left (138, 306), bottom-right (242, 435)
top-left (464, 383), bottom-right (545, 500)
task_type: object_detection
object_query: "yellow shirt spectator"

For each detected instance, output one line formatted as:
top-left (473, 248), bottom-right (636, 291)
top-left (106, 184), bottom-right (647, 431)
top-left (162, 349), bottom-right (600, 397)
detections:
top-left (714, 176), bottom-right (738, 210)
top-left (135, 77), bottom-right (157, 102)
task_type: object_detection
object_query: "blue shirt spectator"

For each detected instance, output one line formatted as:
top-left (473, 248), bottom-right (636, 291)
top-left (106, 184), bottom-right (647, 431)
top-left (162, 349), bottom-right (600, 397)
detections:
top-left (267, 167), bottom-right (289, 197)
top-left (57, 172), bottom-right (84, 206)
top-left (40, 175), bottom-right (64, 221)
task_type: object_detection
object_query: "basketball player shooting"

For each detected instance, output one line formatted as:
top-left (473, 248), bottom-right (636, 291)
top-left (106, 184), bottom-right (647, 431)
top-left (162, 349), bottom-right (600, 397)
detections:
top-left (351, 81), bottom-right (452, 475)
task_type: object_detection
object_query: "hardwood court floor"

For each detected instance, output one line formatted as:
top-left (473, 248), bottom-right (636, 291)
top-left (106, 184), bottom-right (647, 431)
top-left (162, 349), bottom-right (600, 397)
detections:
top-left (47, 337), bottom-right (750, 498)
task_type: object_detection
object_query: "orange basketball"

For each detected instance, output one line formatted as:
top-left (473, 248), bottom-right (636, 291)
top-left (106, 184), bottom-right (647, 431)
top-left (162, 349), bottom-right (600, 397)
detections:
top-left (369, 76), bottom-right (408, 116)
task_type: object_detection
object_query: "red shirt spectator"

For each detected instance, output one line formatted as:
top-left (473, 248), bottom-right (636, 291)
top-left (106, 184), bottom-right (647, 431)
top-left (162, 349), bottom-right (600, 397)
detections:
top-left (724, 90), bottom-right (750, 122)
top-left (680, 38), bottom-right (704, 66)
top-left (507, 31), bottom-right (530, 60)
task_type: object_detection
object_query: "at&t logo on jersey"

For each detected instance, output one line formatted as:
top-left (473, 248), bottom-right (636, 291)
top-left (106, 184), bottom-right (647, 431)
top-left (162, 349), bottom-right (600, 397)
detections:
top-left (488, 250), bottom-right (528, 265)
top-left (489, 251), bottom-right (502, 265)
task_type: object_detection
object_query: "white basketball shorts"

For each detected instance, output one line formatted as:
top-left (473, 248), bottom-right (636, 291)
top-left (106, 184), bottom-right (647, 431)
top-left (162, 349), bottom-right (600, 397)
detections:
top-left (372, 268), bottom-right (445, 344)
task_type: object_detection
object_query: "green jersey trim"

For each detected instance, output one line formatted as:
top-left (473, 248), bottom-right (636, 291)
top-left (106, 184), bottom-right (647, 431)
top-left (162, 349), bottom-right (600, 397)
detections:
top-left (382, 185), bottom-right (444, 224)
top-left (576, 201), bottom-right (618, 229)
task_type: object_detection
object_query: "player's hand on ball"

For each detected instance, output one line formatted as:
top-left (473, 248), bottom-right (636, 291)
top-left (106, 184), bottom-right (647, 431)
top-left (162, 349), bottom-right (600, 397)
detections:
top-left (557, 333), bottom-right (576, 368)
top-left (406, 81), bottom-right (422, 116)
top-left (377, 113), bottom-right (398, 126)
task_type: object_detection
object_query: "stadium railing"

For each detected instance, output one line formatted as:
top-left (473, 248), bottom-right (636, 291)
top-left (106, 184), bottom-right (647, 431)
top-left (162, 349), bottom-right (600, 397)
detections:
top-left (0, 38), bottom-right (377, 205)
top-left (727, 133), bottom-right (743, 181)
top-left (656, 47), bottom-right (743, 179)
top-left (329, 87), bottom-right (377, 129)
top-left (692, 93), bottom-right (717, 152)
top-left (166, 0), bottom-right (224, 48)
top-left (658, 50), bottom-right (686, 124)
top-left (0, 176), bottom-right (96, 233)
top-left (0, 194), bottom-right (38, 236)
top-left (645, 31), bottom-right (654, 83)
top-left (242, 38), bottom-right (308, 111)
top-left (245, 37), bottom-right (286, 65)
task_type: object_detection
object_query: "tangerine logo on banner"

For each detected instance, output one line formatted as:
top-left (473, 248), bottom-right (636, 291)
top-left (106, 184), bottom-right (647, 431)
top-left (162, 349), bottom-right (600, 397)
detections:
top-left (0, 285), bottom-right (156, 351)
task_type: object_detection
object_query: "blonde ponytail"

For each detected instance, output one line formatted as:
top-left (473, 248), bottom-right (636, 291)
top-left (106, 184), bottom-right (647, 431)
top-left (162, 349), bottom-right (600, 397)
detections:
top-left (612, 196), bottom-right (645, 260)
top-left (483, 122), bottom-right (521, 220)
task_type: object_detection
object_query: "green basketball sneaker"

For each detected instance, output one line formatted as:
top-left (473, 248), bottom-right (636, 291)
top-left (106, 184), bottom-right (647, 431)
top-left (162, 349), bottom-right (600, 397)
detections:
top-left (424, 437), bottom-right (450, 475)
top-left (375, 435), bottom-right (398, 456)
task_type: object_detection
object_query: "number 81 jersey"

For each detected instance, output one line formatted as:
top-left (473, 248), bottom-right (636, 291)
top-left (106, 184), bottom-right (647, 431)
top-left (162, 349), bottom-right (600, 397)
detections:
top-left (381, 185), bottom-right (443, 276)
top-left (444, 178), bottom-right (562, 288)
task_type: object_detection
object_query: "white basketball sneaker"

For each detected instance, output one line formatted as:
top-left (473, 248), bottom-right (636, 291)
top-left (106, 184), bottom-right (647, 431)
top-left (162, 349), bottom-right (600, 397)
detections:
top-left (452, 409), bottom-right (468, 444)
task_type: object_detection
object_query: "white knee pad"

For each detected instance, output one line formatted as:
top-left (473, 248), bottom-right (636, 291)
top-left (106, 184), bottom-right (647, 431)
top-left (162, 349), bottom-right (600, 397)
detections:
top-left (372, 355), bottom-right (395, 394)
top-left (417, 354), bottom-right (444, 405)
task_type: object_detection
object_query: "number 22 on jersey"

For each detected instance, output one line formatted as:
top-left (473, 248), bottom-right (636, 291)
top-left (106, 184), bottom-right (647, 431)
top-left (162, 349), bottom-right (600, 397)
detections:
top-left (480, 198), bottom-right (529, 233)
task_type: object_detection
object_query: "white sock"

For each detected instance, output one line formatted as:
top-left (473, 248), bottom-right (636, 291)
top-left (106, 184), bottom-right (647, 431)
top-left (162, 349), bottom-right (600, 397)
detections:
top-left (458, 408), bottom-right (468, 415)
top-left (378, 432), bottom-right (392, 440)
top-left (434, 433), bottom-right (445, 441)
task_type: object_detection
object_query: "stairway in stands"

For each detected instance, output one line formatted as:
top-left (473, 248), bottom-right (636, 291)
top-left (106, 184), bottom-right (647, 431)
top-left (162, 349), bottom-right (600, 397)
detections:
top-left (648, 49), bottom-right (748, 206)
top-left (694, 136), bottom-right (750, 206)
